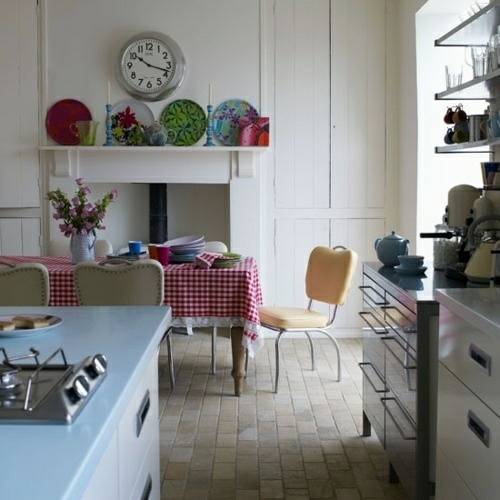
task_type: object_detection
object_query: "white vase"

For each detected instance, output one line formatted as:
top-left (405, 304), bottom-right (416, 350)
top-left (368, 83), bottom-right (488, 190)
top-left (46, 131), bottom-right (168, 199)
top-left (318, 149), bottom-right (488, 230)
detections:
top-left (70, 233), bottom-right (96, 264)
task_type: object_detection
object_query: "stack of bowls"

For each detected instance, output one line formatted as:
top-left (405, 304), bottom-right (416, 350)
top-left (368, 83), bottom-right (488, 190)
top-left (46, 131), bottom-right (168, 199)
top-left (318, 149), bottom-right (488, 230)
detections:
top-left (164, 235), bottom-right (205, 263)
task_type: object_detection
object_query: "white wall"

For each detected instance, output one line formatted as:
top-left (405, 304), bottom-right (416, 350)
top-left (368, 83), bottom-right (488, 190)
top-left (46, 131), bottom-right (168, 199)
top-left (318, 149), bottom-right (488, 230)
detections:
top-left (40, 0), bottom-right (261, 251)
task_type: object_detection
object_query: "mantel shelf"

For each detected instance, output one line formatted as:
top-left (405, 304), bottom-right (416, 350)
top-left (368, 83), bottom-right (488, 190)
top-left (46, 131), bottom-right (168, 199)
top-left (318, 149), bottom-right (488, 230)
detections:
top-left (40, 145), bottom-right (269, 153)
top-left (40, 144), bottom-right (268, 182)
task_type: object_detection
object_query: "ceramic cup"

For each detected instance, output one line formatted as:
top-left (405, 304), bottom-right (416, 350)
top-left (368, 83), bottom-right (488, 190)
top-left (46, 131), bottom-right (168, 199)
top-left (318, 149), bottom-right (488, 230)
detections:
top-left (128, 240), bottom-right (142, 255)
top-left (147, 244), bottom-right (158, 260)
top-left (156, 245), bottom-right (170, 265)
top-left (70, 120), bottom-right (99, 146)
top-left (398, 255), bottom-right (424, 270)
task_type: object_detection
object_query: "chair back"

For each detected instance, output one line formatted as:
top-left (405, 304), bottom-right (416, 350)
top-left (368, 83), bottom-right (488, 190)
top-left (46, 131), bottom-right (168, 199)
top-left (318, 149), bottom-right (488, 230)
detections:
top-left (204, 241), bottom-right (228, 253)
top-left (305, 246), bottom-right (358, 306)
top-left (0, 261), bottom-right (50, 306)
top-left (48, 238), bottom-right (113, 257)
top-left (74, 259), bottom-right (164, 306)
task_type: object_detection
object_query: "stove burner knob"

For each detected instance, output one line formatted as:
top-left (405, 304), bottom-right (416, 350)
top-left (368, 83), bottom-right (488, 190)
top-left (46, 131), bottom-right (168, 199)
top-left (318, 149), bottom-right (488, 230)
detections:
top-left (85, 354), bottom-right (107, 379)
top-left (70, 375), bottom-right (90, 401)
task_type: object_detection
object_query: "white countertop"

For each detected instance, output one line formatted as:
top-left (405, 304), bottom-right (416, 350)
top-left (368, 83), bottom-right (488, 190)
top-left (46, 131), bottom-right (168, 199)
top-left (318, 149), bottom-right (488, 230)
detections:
top-left (435, 288), bottom-right (500, 338)
top-left (0, 305), bottom-right (171, 499)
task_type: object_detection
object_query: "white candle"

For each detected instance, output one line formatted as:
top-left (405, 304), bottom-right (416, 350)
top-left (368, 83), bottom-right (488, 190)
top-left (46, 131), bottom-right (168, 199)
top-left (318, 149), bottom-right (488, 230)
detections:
top-left (107, 81), bottom-right (111, 104)
top-left (208, 82), bottom-right (212, 105)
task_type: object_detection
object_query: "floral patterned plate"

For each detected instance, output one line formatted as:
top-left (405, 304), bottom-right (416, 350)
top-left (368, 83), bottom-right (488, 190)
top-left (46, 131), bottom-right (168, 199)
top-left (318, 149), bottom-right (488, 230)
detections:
top-left (111, 99), bottom-right (154, 146)
top-left (160, 100), bottom-right (207, 146)
top-left (212, 99), bottom-right (259, 146)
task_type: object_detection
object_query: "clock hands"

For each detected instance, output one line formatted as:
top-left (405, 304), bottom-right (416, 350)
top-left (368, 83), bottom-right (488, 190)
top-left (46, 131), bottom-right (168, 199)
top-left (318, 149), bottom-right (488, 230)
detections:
top-left (137, 56), bottom-right (169, 76)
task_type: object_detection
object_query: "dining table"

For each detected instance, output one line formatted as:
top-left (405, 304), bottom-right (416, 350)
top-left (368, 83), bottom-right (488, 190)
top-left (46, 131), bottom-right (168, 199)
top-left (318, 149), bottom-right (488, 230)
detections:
top-left (1, 255), bottom-right (264, 396)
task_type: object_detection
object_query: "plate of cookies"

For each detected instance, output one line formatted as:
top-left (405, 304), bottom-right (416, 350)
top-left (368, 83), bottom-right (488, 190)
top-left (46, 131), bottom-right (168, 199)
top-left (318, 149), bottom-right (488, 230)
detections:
top-left (0, 315), bottom-right (63, 337)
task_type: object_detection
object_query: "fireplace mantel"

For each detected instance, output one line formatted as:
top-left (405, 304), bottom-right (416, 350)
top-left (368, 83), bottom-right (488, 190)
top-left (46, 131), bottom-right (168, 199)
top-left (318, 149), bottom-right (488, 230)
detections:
top-left (41, 145), bottom-right (269, 264)
top-left (40, 146), bottom-right (268, 182)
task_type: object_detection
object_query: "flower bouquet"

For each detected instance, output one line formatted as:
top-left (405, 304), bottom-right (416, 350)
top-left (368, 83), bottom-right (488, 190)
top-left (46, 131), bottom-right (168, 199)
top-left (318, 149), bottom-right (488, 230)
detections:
top-left (47, 178), bottom-right (118, 263)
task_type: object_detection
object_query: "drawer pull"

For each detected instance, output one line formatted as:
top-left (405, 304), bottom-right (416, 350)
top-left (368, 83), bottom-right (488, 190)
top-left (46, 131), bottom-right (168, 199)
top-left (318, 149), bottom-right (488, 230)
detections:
top-left (359, 311), bottom-right (388, 334)
top-left (358, 362), bottom-right (388, 393)
top-left (382, 335), bottom-right (417, 370)
top-left (136, 389), bottom-right (151, 438)
top-left (382, 306), bottom-right (416, 334)
top-left (359, 285), bottom-right (388, 305)
top-left (141, 473), bottom-right (153, 500)
top-left (469, 343), bottom-right (492, 375)
top-left (467, 410), bottom-right (490, 448)
top-left (381, 397), bottom-right (416, 440)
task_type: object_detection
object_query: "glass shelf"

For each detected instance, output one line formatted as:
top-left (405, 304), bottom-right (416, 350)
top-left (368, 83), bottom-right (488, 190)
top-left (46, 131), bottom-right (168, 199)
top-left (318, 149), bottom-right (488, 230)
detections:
top-left (39, 145), bottom-right (269, 153)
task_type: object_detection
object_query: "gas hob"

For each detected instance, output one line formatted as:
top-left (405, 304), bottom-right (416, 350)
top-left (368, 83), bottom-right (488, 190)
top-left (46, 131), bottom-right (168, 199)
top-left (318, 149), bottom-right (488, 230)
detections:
top-left (0, 346), bottom-right (107, 424)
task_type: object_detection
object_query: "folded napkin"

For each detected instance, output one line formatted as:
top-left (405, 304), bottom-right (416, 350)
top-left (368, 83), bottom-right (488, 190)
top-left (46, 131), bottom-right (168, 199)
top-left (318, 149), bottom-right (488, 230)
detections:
top-left (195, 252), bottom-right (223, 269)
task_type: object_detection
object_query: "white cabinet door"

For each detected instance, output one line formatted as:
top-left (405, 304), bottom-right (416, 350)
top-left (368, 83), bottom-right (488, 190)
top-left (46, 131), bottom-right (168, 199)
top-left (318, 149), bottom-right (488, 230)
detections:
top-left (0, 218), bottom-right (41, 255)
top-left (0, 0), bottom-right (39, 208)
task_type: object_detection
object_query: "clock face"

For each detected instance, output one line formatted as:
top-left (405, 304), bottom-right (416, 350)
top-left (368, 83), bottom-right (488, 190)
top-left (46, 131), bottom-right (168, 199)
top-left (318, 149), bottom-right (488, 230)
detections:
top-left (116, 32), bottom-right (186, 102)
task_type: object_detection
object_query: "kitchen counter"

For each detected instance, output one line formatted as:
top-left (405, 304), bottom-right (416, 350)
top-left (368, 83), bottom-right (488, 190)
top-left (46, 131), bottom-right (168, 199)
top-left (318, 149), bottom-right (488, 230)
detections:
top-left (435, 287), bottom-right (500, 338)
top-left (0, 305), bottom-right (171, 499)
top-left (364, 261), bottom-right (467, 302)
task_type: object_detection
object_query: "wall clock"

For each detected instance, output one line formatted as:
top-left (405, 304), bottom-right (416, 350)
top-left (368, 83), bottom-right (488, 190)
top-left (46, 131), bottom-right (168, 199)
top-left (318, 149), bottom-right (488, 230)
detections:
top-left (116, 31), bottom-right (186, 102)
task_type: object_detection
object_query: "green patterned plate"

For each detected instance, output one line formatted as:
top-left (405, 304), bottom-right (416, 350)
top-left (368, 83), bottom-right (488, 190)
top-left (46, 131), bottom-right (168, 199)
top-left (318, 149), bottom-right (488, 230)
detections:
top-left (160, 99), bottom-right (207, 146)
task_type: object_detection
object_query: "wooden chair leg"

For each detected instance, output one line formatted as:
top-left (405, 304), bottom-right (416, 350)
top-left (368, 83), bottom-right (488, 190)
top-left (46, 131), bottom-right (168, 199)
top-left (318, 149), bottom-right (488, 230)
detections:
top-left (210, 326), bottom-right (217, 375)
top-left (166, 329), bottom-right (175, 389)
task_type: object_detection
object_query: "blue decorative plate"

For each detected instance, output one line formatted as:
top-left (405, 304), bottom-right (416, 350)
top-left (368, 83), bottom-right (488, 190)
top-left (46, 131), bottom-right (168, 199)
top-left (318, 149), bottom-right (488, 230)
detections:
top-left (213, 99), bottom-right (259, 146)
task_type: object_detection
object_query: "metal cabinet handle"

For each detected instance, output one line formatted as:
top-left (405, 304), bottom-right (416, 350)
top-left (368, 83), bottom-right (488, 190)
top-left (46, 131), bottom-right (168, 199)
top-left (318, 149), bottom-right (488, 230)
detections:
top-left (359, 311), bottom-right (388, 334)
top-left (382, 335), bottom-right (417, 369)
top-left (467, 410), bottom-right (490, 448)
top-left (381, 397), bottom-right (416, 440)
top-left (382, 305), bottom-right (417, 333)
top-left (358, 362), bottom-right (388, 393)
top-left (359, 285), bottom-right (388, 305)
top-left (136, 389), bottom-right (151, 438)
top-left (469, 343), bottom-right (492, 376)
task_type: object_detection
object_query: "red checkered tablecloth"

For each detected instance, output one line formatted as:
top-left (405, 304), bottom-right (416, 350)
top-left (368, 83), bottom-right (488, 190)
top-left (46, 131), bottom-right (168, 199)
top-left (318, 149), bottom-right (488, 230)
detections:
top-left (1, 255), bottom-right (264, 354)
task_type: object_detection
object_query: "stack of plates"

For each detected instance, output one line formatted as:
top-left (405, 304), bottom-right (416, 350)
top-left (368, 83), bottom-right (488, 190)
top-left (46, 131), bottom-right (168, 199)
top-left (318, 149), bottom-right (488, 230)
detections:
top-left (212, 252), bottom-right (243, 269)
top-left (165, 235), bottom-right (205, 263)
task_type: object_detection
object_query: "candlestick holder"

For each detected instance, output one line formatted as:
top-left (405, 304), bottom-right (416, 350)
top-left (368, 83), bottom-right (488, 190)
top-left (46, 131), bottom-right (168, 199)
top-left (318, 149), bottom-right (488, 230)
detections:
top-left (103, 104), bottom-right (115, 146)
top-left (204, 104), bottom-right (215, 147)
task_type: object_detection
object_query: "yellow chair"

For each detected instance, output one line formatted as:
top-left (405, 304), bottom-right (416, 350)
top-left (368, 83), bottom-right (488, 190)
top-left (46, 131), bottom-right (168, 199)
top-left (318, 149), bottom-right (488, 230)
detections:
top-left (258, 246), bottom-right (358, 393)
top-left (73, 258), bottom-right (175, 388)
top-left (0, 261), bottom-right (50, 306)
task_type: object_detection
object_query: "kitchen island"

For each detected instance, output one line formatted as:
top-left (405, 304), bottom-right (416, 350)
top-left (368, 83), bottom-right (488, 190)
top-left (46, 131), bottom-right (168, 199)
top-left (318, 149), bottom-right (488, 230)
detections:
top-left (0, 305), bottom-right (171, 499)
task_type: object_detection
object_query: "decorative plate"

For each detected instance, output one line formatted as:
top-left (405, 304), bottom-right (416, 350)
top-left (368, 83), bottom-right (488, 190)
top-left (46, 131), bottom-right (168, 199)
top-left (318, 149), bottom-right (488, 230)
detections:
top-left (160, 100), bottom-right (207, 146)
top-left (213, 99), bottom-right (259, 146)
top-left (0, 315), bottom-right (63, 338)
top-left (111, 99), bottom-right (155, 146)
top-left (45, 99), bottom-right (92, 145)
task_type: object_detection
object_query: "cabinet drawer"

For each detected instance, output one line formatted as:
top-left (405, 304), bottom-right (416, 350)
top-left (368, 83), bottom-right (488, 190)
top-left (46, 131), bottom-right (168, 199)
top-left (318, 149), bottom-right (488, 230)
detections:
top-left (119, 356), bottom-right (159, 499)
top-left (439, 306), bottom-right (500, 416)
top-left (383, 336), bottom-right (417, 419)
top-left (436, 447), bottom-right (475, 500)
top-left (129, 440), bottom-right (160, 500)
top-left (438, 363), bottom-right (500, 499)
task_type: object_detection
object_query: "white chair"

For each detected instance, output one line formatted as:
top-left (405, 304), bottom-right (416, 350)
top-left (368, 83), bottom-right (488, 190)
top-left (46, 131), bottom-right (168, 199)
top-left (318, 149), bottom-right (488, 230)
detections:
top-left (203, 241), bottom-right (228, 253)
top-left (257, 246), bottom-right (358, 393)
top-left (0, 261), bottom-right (50, 306)
top-left (48, 238), bottom-right (113, 257)
top-left (202, 240), bottom-right (228, 373)
top-left (73, 258), bottom-right (175, 388)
